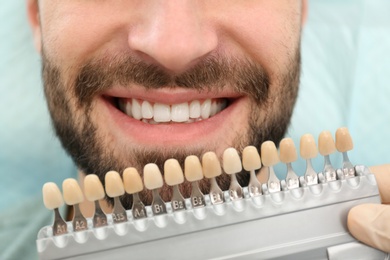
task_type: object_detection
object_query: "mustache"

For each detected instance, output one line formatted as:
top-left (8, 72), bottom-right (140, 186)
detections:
top-left (73, 53), bottom-right (270, 107)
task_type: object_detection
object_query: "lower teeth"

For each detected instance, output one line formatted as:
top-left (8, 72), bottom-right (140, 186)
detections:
top-left (141, 118), bottom-right (202, 124)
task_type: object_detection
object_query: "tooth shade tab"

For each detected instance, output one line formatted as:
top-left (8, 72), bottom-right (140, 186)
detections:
top-left (164, 159), bottom-right (185, 186)
top-left (42, 182), bottom-right (64, 210)
top-left (105, 171), bottom-right (125, 198)
top-left (261, 141), bottom-right (279, 167)
top-left (279, 138), bottom-right (298, 163)
top-left (62, 178), bottom-right (84, 206)
top-left (84, 174), bottom-right (105, 202)
top-left (300, 134), bottom-right (318, 160)
top-left (222, 148), bottom-right (242, 174)
top-left (123, 167), bottom-right (144, 194)
top-left (184, 155), bottom-right (204, 182)
top-left (242, 146), bottom-right (261, 171)
top-left (202, 152), bottom-right (222, 178)
top-left (144, 163), bottom-right (164, 190)
top-left (319, 131), bottom-right (336, 156)
top-left (336, 127), bottom-right (354, 152)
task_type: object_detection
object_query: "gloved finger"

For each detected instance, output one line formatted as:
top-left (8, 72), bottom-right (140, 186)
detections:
top-left (348, 204), bottom-right (390, 253)
top-left (370, 164), bottom-right (390, 204)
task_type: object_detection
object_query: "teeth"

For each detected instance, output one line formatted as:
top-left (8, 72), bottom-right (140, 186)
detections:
top-left (125, 102), bottom-right (132, 117)
top-left (119, 98), bottom-right (227, 124)
top-left (210, 101), bottom-right (218, 117)
top-left (189, 100), bottom-right (201, 118)
top-left (200, 99), bottom-right (211, 119)
top-left (154, 103), bottom-right (171, 122)
top-left (171, 103), bottom-right (189, 122)
top-left (141, 101), bottom-right (153, 119)
top-left (132, 99), bottom-right (142, 120)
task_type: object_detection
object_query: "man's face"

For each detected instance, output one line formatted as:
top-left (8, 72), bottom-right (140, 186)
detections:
top-left (28, 1), bottom-right (307, 205)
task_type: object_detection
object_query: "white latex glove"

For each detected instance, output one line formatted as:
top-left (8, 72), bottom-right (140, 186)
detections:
top-left (348, 164), bottom-right (390, 253)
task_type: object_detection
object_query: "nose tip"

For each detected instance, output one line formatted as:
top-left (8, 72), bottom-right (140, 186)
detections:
top-left (128, 4), bottom-right (218, 73)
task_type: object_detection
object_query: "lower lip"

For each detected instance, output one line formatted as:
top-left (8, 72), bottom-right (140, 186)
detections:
top-left (100, 97), bottom-right (242, 147)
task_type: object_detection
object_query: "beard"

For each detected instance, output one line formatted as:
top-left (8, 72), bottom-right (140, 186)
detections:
top-left (42, 49), bottom-right (300, 208)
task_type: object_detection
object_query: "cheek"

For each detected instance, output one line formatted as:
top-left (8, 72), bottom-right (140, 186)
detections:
top-left (40, 3), bottom-right (135, 67)
top-left (215, 3), bottom-right (302, 77)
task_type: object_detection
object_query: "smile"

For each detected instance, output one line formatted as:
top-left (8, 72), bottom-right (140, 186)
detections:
top-left (116, 98), bottom-right (228, 124)
top-left (99, 87), bottom-right (246, 146)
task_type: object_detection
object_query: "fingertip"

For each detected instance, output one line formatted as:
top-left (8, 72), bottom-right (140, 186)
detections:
top-left (348, 204), bottom-right (390, 253)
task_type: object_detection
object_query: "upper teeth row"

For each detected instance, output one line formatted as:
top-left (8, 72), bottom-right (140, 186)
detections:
top-left (118, 99), bottom-right (227, 123)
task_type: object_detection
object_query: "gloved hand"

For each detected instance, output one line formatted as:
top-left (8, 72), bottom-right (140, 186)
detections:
top-left (348, 164), bottom-right (390, 253)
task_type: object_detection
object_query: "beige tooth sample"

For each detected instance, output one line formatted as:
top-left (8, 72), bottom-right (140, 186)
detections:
top-left (202, 151), bottom-right (224, 204)
top-left (144, 164), bottom-right (164, 189)
top-left (184, 155), bottom-right (206, 208)
top-left (84, 174), bottom-right (107, 227)
top-left (63, 178), bottom-right (88, 231)
top-left (42, 182), bottom-right (67, 236)
top-left (279, 138), bottom-right (298, 163)
top-left (279, 138), bottom-right (299, 189)
top-left (261, 141), bottom-right (281, 193)
top-left (105, 171), bottom-right (128, 223)
top-left (164, 159), bottom-right (186, 211)
top-left (336, 127), bottom-right (356, 178)
top-left (123, 167), bottom-right (146, 219)
top-left (242, 146), bottom-right (262, 196)
top-left (300, 134), bottom-right (318, 160)
top-left (144, 163), bottom-right (167, 215)
top-left (242, 146), bottom-right (262, 171)
top-left (222, 148), bottom-right (243, 200)
top-left (43, 182), bottom-right (64, 210)
top-left (319, 131), bottom-right (337, 181)
top-left (336, 127), bottom-right (354, 153)
top-left (319, 131), bottom-right (336, 156)
top-left (300, 134), bottom-right (319, 185)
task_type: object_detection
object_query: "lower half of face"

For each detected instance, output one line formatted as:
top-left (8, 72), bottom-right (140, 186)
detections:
top-left (43, 48), bottom-right (300, 207)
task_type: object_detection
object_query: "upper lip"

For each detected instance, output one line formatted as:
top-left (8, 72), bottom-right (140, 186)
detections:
top-left (103, 86), bottom-right (243, 104)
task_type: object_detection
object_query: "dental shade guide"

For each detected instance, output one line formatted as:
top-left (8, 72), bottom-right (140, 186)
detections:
top-left (164, 159), bottom-right (187, 211)
top-left (202, 151), bottom-right (225, 205)
top-left (105, 171), bottom-right (128, 223)
top-left (279, 138), bottom-right (300, 189)
top-left (261, 141), bottom-right (281, 193)
top-left (184, 155), bottom-right (206, 208)
top-left (37, 128), bottom-right (388, 260)
top-left (62, 179), bottom-right (88, 232)
top-left (143, 163), bottom-right (167, 215)
top-left (222, 148), bottom-right (243, 201)
top-left (300, 134), bottom-right (319, 185)
top-left (242, 146), bottom-right (262, 197)
top-left (319, 131), bottom-right (338, 182)
top-left (336, 127), bottom-right (356, 178)
top-left (123, 167), bottom-right (146, 219)
top-left (83, 174), bottom-right (108, 228)
top-left (42, 183), bottom-right (67, 236)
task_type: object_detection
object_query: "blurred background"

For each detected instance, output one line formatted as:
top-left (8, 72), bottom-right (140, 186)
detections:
top-left (0, 0), bottom-right (390, 258)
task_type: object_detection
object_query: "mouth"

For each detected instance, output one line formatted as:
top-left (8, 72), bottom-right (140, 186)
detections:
top-left (115, 98), bottom-right (229, 124)
top-left (98, 87), bottom-right (245, 147)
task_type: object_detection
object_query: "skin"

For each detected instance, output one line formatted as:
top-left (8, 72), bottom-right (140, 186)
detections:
top-left (27, 0), bottom-right (389, 253)
top-left (28, 0), bottom-right (306, 203)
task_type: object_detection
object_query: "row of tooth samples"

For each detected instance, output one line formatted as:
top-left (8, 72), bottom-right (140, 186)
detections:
top-left (118, 98), bottom-right (227, 123)
top-left (42, 127), bottom-right (355, 236)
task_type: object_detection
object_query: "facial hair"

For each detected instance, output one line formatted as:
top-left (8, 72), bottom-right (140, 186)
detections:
top-left (42, 50), bottom-right (300, 208)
